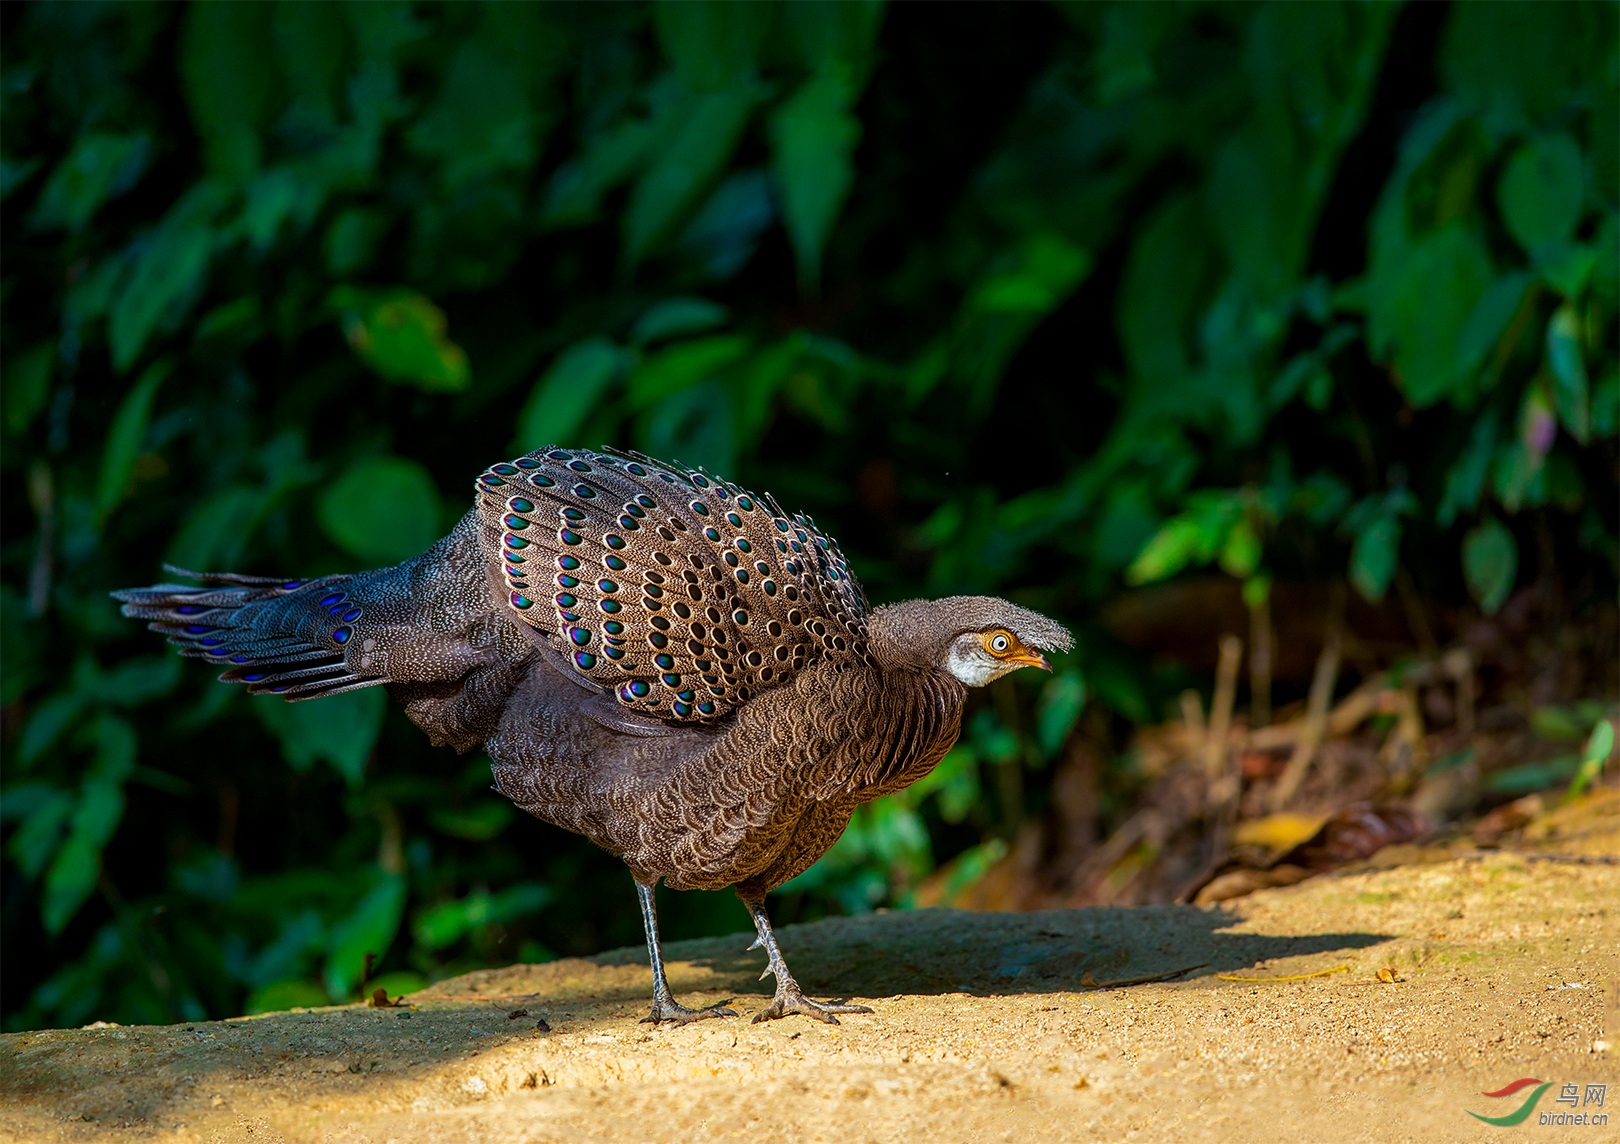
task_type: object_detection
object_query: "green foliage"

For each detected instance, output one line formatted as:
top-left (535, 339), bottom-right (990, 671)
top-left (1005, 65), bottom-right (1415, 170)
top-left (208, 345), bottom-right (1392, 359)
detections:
top-left (3, 1), bottom-right (1615, 1030)
top-left (316, 456), bottom-right (445, 565)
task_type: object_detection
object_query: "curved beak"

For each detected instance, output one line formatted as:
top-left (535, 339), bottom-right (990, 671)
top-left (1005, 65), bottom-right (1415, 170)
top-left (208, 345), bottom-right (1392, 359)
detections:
top-left (1009, 649), bottom-right (1052, 672)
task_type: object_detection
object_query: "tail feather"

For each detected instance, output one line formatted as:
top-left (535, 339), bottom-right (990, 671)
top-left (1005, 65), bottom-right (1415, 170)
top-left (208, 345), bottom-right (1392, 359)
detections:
top-left (112, 568), bottom-right (377, 699)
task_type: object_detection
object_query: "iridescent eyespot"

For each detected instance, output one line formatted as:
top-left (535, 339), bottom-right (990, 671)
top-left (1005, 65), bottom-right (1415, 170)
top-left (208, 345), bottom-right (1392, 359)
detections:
top-left (605, 620), bottom-right (625, 635)
top-left (691, 501), bottom-right (710, 516)
top-left (558, 575), bottom-right (579, 588)
top-left (598, 579), bottom-right (619, 593)
top-left (509, 498), bottom-right (534, 513)
top-left (727, 513), bottom-right (742, 528)
top-left (512, 594), bottom-right (533, 609)
top-left (605, 555), bottom-right (627, 570)
top-left (493, 464), bottom-right (519, 476)
top-left (627, 463), bottom-right (647, 476)
top-left (559, 554), bottom-right (580, 570)
top-left (605, 535), bottom-right (626, 550)
top-left (737, 497), bottom-right (753, 511)
top-left (505, 514), bottom-right (529, 530)
top-left (704, 528), bottom-right (720, 542)
top-left (575, 651), bottom-right (597, 669)
top-left (569, 627), bottom-right (591, 646)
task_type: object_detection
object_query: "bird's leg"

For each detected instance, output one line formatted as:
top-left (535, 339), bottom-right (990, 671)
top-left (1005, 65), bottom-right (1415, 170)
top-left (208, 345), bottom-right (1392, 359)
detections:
top-left (635, 879), bottom-right (736, 1025)
top-left (742, 897), bottom-right (873, 1024)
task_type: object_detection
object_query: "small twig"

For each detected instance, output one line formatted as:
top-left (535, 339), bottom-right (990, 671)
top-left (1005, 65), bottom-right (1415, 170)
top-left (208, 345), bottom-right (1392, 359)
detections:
top-left (1249, 591), bottom-right (1272, 729)
top-left (1270, 590), bottom-right (1345, 811)
top-left (1079, 963), bottom-right (1208, 990)
top-left (1205, 635), bottom-right (1243, 788)
top-left (1216, 964), bottom-right (1351, 983)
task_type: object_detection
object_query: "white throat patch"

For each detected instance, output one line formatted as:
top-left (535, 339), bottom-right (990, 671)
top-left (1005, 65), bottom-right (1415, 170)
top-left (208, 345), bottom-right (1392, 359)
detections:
top-left (944, 640), bottom-right (1000, 686)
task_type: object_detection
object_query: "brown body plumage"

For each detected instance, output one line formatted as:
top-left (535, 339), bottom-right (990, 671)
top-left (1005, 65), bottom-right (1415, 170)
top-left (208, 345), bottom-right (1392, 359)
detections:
top-left (115, 448), bottom-right (1071, 1024)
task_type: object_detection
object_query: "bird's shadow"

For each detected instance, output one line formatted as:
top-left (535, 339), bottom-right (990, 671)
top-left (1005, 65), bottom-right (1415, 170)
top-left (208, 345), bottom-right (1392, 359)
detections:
top-left (582, 902), bottom-right (1393, 1004)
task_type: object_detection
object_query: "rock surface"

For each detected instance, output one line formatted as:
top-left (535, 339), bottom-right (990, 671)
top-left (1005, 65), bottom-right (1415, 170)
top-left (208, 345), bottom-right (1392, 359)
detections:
top-left (3, 791), bottom-right (1617, 1143)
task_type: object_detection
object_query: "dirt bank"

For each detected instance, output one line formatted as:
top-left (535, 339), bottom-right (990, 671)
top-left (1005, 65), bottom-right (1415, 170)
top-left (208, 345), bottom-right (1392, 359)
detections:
top-left (3, 792), bottom-right (1617, 1144)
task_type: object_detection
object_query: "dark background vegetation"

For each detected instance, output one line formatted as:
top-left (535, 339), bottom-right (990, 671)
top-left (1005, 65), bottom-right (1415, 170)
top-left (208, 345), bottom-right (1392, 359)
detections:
top-left (2, 0), bottom-right (1615, 1029)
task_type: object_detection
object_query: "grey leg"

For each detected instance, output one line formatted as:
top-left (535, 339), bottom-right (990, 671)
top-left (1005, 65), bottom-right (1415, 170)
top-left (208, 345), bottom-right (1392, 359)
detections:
top-left (636, 879), bottom-right (736, 1025)
top-left (743, 897), bottom-right (873, 1025)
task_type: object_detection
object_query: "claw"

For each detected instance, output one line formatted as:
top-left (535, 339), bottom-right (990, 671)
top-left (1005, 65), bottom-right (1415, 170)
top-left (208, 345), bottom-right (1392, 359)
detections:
top-left (746, 936), bottom-right (763, 951)
top-left (751, 990), bottom-right (873, 1025)
top-left (641, 1000), bottom-right (738, 1026)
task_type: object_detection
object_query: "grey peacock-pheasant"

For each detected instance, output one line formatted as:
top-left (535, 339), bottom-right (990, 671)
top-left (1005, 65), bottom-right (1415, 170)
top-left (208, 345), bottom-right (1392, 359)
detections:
top-left (115, 448), bottom-right (1070, 1024)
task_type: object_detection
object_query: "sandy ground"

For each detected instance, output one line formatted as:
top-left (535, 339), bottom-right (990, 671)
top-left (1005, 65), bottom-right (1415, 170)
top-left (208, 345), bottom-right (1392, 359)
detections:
top-left (3, 790), bottom-right (1617, 1144)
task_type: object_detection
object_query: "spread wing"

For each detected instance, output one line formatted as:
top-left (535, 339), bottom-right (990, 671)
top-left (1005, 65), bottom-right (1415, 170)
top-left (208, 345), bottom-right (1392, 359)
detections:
top-left (474, 447), bottom-right (873, 722)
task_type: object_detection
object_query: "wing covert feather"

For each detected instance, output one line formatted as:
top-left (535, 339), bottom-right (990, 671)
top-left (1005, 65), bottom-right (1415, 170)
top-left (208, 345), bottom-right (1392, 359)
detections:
top-left (473, 447), bottom-right (873, 723)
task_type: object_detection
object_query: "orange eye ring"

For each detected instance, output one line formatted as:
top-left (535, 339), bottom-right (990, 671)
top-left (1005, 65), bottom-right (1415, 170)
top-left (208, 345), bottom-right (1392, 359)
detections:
top-left (984, 630), bottom-right (1014, 657)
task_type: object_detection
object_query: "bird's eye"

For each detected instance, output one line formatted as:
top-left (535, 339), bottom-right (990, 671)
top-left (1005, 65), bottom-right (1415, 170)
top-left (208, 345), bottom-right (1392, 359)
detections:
top-left (989, 633), bottom-right (1010, 654)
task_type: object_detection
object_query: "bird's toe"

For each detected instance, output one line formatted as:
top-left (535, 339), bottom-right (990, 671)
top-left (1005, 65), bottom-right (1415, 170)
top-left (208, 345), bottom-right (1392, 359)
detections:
top-left (751, 991), bottom-right (872, 1024)
top-left (641, 999), bottom-right (737, 1025)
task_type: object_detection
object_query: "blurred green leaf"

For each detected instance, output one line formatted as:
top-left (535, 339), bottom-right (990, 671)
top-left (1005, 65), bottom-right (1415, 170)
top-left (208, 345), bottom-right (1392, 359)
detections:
top-left (1545, 304), bottom-right (1589, 443)
top-left (513, 338), bottom-right (628, 453)
top-left (254, 688), bottom-right (386, 788)
top-left (627, 334), bottom-right (750, 409)
top-left (1348, 514), bottom-right (1401, 603)
top-left (427, 801), bottom-right (515, 842)
top-left (167, 485), bottom-right (272, 573)
top-left (1036, 671), bottom-right (1088, 757)
top-left (109, 184), bottom-right (225, 373)
top-left (323, 209), bottom-right (388, 277)
top-left (180, 1), bottom-right (275, 181)
top-left (1567, 719), bottom-right (1614, 802)
top-left (654, 0), bottom-right (772, 92)
top-left (1380, 226), bottom-right (1493, 406)
top-left (333, 288), bottom-right (471, 393)
top-left (243, 979), bottom-right (328, 1015)
top-left (96, 360), bottom-right (170, 523)
top-left (1218, 519), bottom-right (1262, 579)
top-left (412, 883), bottom-right (552, 951)
top-left (1485, 755), bottom-right (1579, 796)
top-left (31, 132), bottom-right (151, 233)
top-left (1497, 133), bottom-right (1584, 256)
top-left (771, 67), bottom-right (861, 293)
top-left (323, 872), bottom-right (406, 999)
top-left (317, 455), bottom-right (443, 565)
top-left (631, 298), bottom-right (730, 346)
top-left (906, 745), bottom-right (980, 824)
top-left (623, 88), bottom-right (756, 268)
top-left (1462, 519), bottom-right (1517, 614)
top-left (3, 344), bottom-right (54, 435)
top-left (6, 788), bottom-right (73, 880)
top-left (42, 716), bottom-right (136, 934)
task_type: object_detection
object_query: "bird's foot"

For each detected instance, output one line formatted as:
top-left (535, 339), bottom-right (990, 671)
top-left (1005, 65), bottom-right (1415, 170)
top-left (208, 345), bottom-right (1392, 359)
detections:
top-left (751, 988), bottom-right (872, 1025)
top-left (640, 997), bottom-right (737, 1025)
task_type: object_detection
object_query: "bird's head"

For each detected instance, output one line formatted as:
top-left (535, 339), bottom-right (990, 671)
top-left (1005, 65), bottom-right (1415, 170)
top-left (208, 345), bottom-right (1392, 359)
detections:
top-left (868, 596), bottom-right (1073, 686)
